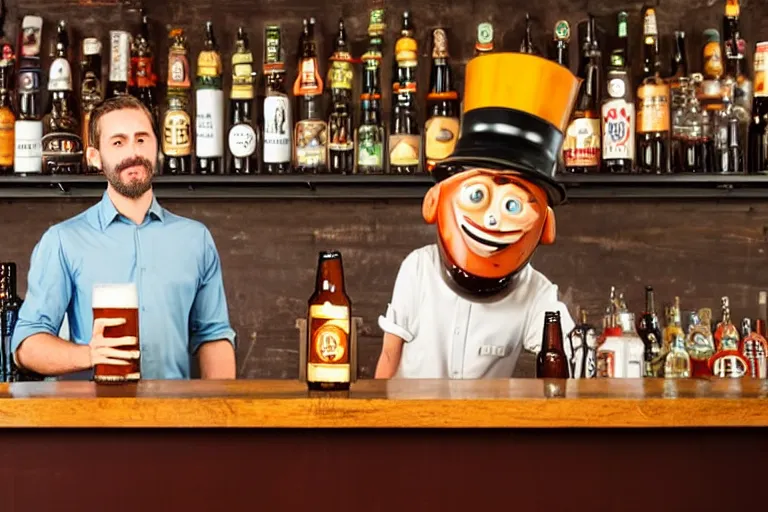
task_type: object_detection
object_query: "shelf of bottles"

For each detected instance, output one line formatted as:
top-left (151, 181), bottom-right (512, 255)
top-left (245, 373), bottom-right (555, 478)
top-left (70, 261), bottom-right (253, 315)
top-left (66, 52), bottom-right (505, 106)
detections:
top-left (0, 2), bottom-right (766, 200)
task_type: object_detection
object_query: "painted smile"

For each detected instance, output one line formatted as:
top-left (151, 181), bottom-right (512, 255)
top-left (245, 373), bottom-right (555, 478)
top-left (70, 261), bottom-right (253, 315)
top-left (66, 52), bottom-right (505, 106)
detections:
top-left (458, 215), bottom-right (523, 253)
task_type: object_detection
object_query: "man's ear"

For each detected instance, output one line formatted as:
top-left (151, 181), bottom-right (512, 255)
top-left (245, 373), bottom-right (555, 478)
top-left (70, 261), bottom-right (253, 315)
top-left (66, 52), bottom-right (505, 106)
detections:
top-left (86, 147), bottom-right (101, 171)
top-left (540, 206), bottom-right (556, 245)
top-left (422, 183), bottom-right (441, 224)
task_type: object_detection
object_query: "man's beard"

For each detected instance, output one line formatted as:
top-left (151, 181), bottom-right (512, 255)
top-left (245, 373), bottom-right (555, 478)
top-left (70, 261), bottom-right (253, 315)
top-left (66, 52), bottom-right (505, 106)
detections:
top-left (103, 156), bottom-right (155, 199)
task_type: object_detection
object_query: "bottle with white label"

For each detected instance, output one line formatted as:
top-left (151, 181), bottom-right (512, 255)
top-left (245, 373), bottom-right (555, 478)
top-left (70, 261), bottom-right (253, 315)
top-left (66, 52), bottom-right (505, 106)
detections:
top-left (596, 311), bottom-right (645, 378)
top-left (261, 24), bottom-right (291, 173)
top-left (195, 21), bottom-right (224, 174)
top-left (107, 30), bottom-right (130, 99)
top-left (601, 49), bottom-right (635, 173)
top-left (14, 15), bottom-right (43, 175)
top-left (228, 27), bottom-right (258, 174)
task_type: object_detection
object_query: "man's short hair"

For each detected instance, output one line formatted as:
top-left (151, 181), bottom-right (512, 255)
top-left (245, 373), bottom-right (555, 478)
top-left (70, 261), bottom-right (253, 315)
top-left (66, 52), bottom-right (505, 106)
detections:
top-left (88, 95), bottom-right (155, 149)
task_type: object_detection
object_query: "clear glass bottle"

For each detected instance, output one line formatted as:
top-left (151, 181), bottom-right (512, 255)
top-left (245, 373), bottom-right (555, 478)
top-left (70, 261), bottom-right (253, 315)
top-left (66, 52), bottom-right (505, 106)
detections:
top-left (664, 333), bottom-right (691, 378)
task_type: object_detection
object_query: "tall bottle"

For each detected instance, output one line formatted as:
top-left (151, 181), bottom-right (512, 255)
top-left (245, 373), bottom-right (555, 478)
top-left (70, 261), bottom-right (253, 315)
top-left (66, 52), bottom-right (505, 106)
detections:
top-left (636, 286), bottom-right (663, 377)
top-left (389, 11), bottom-right (421, 174)
top-left (536, 311), bottom-right (569, 378)
top-left (710, 296), bottom-right (749, 378)
top-left (162, 28), bottom-right (192, 174)
top-left (601, 49), bottom-right (635, 173)
top-left (130, 10), bottom-right (159, 127)
top-left (327, 19), bottom-right (355, 174)
top-left (195, 22), bottom-right (224, 174)
top-left (0, 3), bottom-right (14, 175)
top-left (106, 30), bottom-right (131, 99)
top-left (0, 262), bottom-right (21, 382)
top-left (551, 20), bottom-right (569, 67)
top-left (14, 15), bottom-right (43, 175)
top-left (563, 15), bottom-right (601, 173)
top-left (227, 27), bottom-right (259, 174)
top-left (80, 38), bottom-right (102, 171)
top-left (307, 251), bottom-right (352, 391)
top-left (261, 24), bottom-right (292, 174)
top-left (424, 28), bottom-right (459, 173)
top-left (636, 7), bottom-right (670, 173)
top-left (748, 42), bottom-right (768, 174)
top-left (355, 9), bottom-right (385, 174)
top-left (41, 21), bottom-right (82, 175)
top-left (293, 18), bottom-right (326, 173)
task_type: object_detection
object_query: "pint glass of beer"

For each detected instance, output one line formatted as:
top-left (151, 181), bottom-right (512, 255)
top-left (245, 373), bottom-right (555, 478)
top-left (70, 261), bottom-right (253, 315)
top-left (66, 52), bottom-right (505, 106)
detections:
top-left (92, 283), bottom-right (140, 383)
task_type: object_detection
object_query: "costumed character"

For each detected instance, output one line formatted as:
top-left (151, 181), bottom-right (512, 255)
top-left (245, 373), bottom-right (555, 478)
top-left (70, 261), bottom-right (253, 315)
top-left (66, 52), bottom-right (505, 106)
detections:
top-left (375, 52), bottom-right (581, 379)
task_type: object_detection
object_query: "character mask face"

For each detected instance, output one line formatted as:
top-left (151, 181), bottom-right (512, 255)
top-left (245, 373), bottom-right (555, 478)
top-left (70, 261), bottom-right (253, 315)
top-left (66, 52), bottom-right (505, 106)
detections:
top-left (423, 168), bottom-right (556, 290)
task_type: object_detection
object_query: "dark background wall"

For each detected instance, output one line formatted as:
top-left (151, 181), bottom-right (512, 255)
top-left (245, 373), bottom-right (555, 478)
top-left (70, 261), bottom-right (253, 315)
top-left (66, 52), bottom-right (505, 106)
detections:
top-left (1, 0), bottom-right (768, 378)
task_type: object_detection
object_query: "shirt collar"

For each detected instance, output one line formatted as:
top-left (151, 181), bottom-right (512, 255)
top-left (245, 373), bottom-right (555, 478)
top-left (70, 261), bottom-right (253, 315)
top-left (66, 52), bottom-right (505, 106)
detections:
top-left (96, 190), bottom-right (165, 231)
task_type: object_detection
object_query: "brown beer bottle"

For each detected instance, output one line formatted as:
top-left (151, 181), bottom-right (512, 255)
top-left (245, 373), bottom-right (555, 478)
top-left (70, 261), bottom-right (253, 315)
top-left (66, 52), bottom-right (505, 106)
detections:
top-left (424, 28), bottom-right (459, 173)
top-left (307, 251), bottom-right (352, 391)
top-left (536, 311), bottom-right (570, 378)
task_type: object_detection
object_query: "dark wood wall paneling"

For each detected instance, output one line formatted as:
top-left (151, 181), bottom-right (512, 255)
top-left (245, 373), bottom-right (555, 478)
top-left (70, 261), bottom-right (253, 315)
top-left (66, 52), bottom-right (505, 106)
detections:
top-left (2, 1), bottom-right (768, 378)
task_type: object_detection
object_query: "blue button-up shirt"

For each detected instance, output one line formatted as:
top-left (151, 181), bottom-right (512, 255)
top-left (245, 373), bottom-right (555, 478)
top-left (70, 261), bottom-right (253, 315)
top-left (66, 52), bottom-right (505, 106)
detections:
top-left (11, 191), bottom-right (236, 380)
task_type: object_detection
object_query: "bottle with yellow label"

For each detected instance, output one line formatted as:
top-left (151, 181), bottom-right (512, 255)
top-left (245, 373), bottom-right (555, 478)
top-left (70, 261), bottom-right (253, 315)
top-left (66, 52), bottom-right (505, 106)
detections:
top-left (424, 28), bottom-right (459, 174)
top-left (307, 250), bottom-right (352, 391)
top-left (389, 11), bottom-right (420, 174)
top-left (162, 28), bottom-right (192, 174)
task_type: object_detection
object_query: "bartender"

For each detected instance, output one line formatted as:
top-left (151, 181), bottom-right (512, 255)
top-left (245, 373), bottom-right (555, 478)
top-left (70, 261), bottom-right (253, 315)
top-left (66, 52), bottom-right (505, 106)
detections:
top-left (375, 52), bottom-right (580, 379)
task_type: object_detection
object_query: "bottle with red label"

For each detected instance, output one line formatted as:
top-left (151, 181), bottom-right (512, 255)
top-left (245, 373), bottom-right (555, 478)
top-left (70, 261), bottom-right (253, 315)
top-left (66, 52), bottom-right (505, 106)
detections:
top-left (710, 296), bottom-right (750, 378)
top-left (601, 48), bottom-right (635, 173)
top-left (738, 318), bottom-right (768, 378)
top-left (130, 10), bottom-right (158, 127)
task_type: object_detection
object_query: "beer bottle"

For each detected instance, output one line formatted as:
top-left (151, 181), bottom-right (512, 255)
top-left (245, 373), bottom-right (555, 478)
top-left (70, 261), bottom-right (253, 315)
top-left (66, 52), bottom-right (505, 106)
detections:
top-left (563, 15), bottom-right (601, 173)
top-left (601, 49), bottom-right (635, 173)
top-left (389, 11), bottom-right (421, 174)
top-left (41, 21), bottom-right (83, 175)
top-left (293, 18), bottom-right (327, 173)
top-left (636, 7), bottom-right (670, 174)
top-left (130, 10), bottom-right (159, 127)
top-left (0, 5), bottom-right (15, 176)
top-left (307, 251), bottom-right (352, 391)
top-left (261, 24), bottom-right (292, 174)
top-left (106, 30), bottom-right (131, 99)
top-left (195, 21), bottom-right (225, 174)
top-left (636, 286), bottom-right (663, 377)
top-left (0, 262), bottom-right (22, 382)
top-left (14, 15), bottom-right (43, 175)
top-left (327, 19), bottom-right (355, 174)
top-left (227, 27), bottom-right (259, 174)
top-left (424, 28), bottom-right (459, 173)
top-left (80, 38), bottom-right (102, 171)
top-left (551, 20), bottom-right (569, 67)
top-left (536, 311), bottom-right (569, 378)
top-left (355, 9), bottom-right (386, 174)
top-left (162, 28), bottom-right (192, 174)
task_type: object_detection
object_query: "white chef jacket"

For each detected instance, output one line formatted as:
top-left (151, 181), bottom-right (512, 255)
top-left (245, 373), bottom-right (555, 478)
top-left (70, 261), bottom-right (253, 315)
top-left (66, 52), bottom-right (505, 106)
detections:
top-left (378, 244), bottom-right (575, 379)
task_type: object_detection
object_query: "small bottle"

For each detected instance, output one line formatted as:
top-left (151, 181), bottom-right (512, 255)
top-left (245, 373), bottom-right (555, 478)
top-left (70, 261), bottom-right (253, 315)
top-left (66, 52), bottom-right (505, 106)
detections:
top-left (664, 333), bottom-right (691, 378)
top-left (710, 296), bottom-right (750, 378)
top-left (536, 311), bottom-right (570, 378)
top-left (636, 286), bottom-right (663, 377)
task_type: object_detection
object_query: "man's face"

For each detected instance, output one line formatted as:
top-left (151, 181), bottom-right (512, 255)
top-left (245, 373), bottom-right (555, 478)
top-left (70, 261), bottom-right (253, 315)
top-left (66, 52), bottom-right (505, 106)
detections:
top-left (93, 108), bottom-right (157, 199)
top-left (427, 169), bottom-right (553, 279)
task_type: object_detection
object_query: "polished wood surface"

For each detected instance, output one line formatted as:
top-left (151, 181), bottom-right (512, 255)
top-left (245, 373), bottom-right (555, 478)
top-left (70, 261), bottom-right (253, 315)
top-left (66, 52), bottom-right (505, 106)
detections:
top-left (1, 378), bottom-right (767, 428)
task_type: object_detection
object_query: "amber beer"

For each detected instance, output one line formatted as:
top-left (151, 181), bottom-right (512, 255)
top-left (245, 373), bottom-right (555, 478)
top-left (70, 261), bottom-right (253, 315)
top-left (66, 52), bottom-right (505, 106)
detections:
top-left (92, 283), bottom-right (140, 383)
top-left (536, 311), bottom-right (570, 378)
top-left (307, 251), bottom-right (351, 391)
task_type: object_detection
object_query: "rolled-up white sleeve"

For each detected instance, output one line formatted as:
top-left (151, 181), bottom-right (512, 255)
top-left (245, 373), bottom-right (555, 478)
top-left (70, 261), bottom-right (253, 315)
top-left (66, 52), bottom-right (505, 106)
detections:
top-left (523, 284), bottom-right (575, 357)
top-left (378, 251), bottom-right (419, 343)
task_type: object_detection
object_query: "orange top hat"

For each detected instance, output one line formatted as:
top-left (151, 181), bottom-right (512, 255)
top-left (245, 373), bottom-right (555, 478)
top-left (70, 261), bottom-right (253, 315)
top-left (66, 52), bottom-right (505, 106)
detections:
top-left (431, 52), bottom-right (581, 205)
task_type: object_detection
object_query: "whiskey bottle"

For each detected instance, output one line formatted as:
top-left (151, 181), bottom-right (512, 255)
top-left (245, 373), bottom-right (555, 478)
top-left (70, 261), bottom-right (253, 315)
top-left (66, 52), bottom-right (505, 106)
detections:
top-left (327, 18), bottom-right (355, 174)
top-left (14, 15), bottom-right (43, 175)
top-left (261, 24), bottom-right (291, 174)
top-left (355, 9), bottom-right (385, 174)
top-left (228, 27), bottom-right (258, 174)
top-left (389, 11), bottom-right (420, 174)
top-left (130, 10), bottom-right (159, 126)
top-left (162, 28), bottom-right (192, 174)
top-left (293, 18), bottom-right (326, 173)
top-left (424, 28), bottom-right (459, 173)
top-left (195, 21), bottom-right (224, 174)
top-left (80, 37), bottom-right (102, 170)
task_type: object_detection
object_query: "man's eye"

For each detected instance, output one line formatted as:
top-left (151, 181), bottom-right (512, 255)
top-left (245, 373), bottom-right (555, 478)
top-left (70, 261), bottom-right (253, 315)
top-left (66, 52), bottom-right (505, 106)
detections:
top-left (113, 141), bottom-right (121, 147)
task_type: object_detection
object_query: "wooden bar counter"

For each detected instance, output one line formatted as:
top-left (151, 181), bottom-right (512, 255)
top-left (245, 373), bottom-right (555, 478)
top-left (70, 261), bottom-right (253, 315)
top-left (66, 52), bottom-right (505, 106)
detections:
top-left (1, 378), bottom-right (766, 511)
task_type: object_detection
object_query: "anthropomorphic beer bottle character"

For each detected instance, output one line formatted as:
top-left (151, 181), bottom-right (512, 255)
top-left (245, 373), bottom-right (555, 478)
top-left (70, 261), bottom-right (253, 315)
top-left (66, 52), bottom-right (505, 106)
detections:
top-left (375, 52), bottom-right (580, 379)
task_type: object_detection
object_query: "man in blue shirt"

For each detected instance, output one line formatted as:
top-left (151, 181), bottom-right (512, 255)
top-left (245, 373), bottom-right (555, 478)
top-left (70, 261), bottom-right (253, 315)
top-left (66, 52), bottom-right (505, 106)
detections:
top-left (11, 95), bottom-right (237, 380)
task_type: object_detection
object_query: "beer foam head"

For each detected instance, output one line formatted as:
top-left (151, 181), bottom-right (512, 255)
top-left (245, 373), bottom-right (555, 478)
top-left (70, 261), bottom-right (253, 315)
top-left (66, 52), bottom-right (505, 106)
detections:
top-left (92, 283), bottom-right (138, 309)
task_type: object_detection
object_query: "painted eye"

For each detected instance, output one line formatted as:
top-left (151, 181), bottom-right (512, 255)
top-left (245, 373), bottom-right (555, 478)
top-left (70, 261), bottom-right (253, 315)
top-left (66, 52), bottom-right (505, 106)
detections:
top-left (462, 184), bottom-right (487, 205)
top-left (504, 198), bottom-right (522, 214)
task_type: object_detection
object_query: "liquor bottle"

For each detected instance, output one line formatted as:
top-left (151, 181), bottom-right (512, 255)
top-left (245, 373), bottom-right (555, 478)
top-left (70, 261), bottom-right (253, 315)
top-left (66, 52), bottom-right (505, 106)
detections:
top-left (41, 21), bottom-right (83, 175)
top-left (355, 9), bottom-right (385, 174)
top-left (293, 18), bottom-right (326, 173)
top-left (475, 22), bottom-right (494, 56)
top-left (636, 286), bottom-right (663, 377)
top-left (563, 15), bottom-right (601, 173)
top-left (520, 13), bottom-right (539, 55)
top-left (227, 27), bottom-right (259, 174)
top-left (710, 296), bottom-right (749, 377)
top-left (551, 20), bottom-right (569, 67)
top-left (536, 311), bottom-right (569, 378)
top-left (566, 309), bottom-right (597, 378)
top-left (307, 251), bottom-right (352, 391)
top-left (748, 42), bottom-right (768, 174)
top-left (669, 31), bottom-right (688, 112)
top-left (601, 49), bottom-right (635, 173)
top-left (80, 37), bottom-right (102, 170)
top-left (261, 24), bottom-right (291, 174)
top-left (424, 28), bottom-right (459, 174)
top-left (162, 28), bottom-right (192, 174)
top-left (14, 15), bottom-right (43, 175)
top-left (596, 295), bottom-right (645, 378)
top-left (723, 0), bottom-right (752, 120)
top-left (636, 7), bottom-right (670, 174)
top-left (662, 296), bottom-right (685, 352)
top-left (757, 291), bottom-right (767, 337)
top-left (389, 11), bottom-right (421, 174)
top-left (195, 21), bottom-right (225, 174)
top-left (738, 318), bottom-right (768, 378)
top-left (130, 10), bottom-right (159, 126)
top-left (327, 18), bottom-right (355, 174)
top-left (0, 262), bottom-right (20, 381)
top-left (712, 82), bottom-right (743, 173)
top-left (685, 308), bottom-right (716, 377)
top-left (0, 5), bottom-right (14, 176)
top-left (106, 30), bottom-right (131, 98)
top-left (664, 333), bottom-right (691, 378)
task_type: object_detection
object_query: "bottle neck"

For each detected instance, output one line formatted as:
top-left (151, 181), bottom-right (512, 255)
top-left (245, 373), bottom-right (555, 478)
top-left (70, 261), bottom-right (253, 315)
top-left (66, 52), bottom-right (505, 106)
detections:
top-left (543, 314), bottom-right (565, 352)
top-left (0, 264), bottom-right (17, 300)
top-left (315, 258), bottom-right (346, 297)
top-left (645, 288), bottom-right (655, 314)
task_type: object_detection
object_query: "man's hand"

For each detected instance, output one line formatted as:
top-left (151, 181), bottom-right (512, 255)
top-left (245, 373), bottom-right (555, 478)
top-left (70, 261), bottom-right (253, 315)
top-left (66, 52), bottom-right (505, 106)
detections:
top-left (88, 318), bottom-right (139, 367)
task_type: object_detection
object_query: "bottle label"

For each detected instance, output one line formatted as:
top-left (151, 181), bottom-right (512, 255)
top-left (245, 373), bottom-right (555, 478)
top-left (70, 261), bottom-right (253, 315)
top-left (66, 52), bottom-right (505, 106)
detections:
top-left (703, 41), bottom-right (723, 79)
top-left (132, 56), bottom-right (156, 88)
top-left (263, 94), bottom-right (291, 163)
top-left (228, 123), bottom-right (256, 158)
top-left (21, 16), bottom-right (43, 58)
top-left (48, 58), bottom-right (72, 91)
top-left (602, 100), bottom-right (635, 160)
top-left (637, 84), bottom-right (670, 133)
top-left (296, 58), bottom-right (322, 96)
top-left (307, 303), bottom-right (350, 384)
top-left (109, 31), bottom-right (131, 83)
top-left (563, 118), bottom-right (600, 167)
top-left (197, 50), bottom-right (223, 79)
top-left (195, 89), bottom-right (224, 157)
top-left (389, 134), bottom-right (420, 166)
top-left (81, 69), bottom-right (103, 108)
top-left (0, 108), bottom-right (15, 167)
top-left (231, 51), bottom-right (254, 100)
top-left (329, 60), bottom-right (353, 90)
top-left (162, 109), bottom-right (191, 157)
top-left (754, 43), bottom-right (768, 98)
top-left (356, 125), bottom-right (383, 167)
top-left (14, 120), bottom-right (42, 173)
top-left (168, 49), bottom-right (190, 89)
top-left (425, 116), bottom-right (459, 169)
top-left (295, 119), bottom-right (328, 167)
top-left (83, 38), bottom-right (101, 56)
top-left (328, 111), bottom-right (353, 151)
top-left (596, 350), bottom-right (615, 378)
top-left (17, 69), bottom-right (40, 95)
top-left (41, 132), bottom-right (83, 173)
